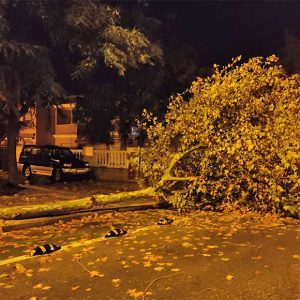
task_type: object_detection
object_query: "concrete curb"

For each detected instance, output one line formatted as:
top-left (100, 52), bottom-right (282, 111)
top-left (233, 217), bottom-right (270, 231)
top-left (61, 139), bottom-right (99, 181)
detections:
top-left (1, 203), bottom-right (161, 232)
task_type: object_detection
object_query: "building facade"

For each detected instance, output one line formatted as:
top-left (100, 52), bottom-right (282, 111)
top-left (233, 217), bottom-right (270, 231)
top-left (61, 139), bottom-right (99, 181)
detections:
top-left (19, 103), bottom-right (82, 148)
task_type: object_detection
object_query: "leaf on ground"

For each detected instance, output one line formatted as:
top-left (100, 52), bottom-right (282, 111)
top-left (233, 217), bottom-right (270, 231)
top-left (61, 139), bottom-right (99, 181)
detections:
top-left (33, 283), bottom-right (43, 289)
top-left (25, 271), bottom-right (33, 278)
top-left (86, 288), bottom-right (92, 292)
top-left (0, 273), bottom-right (9, 278)
top-left (90, 271), bottom-right (104, 278)
top-left (277, 247), bottom-right (285, 251)
top-left (226, 275), bottom-right (234, 281)
top-left (38, 267), bottom-right (50, 272)
top-left (221, 258), bottom-right (230, 262)
top-left (72, 253), bottom-right (83, 260)
top-left (207, 245), bottom-right (219, 249)
top-left (42, 286), bottom-right (51, 290)
top-left (182, 242), bottom-right (193, 248)
top-left (28, 297), bottom-right (38, 300)
top-left (4, 285), bottom-right (14, 289)
top-left (127, 289), bottom-right (144, 298)
top-left (202, 253), bottom-right (211, 257)
top-left (15, 263), bottom-right (26, 273)
top-left (71, 286), bottom-right (80, 291)
top-left (292, 254), bottom-right (300, 260)
top-left (250, 256), bottom-right (262, 260)
top-left (154, 266), bottom-right (164, 271)
top-left (171, 268), bottom-right (180, 272)
top-left (95, 256), bottom-right (108, 263)
top-left (143, 261), bottom-right (152, 267)
top-left (112, 279), bottom-right (121, 287)
top-left (55, 257), bottom-right (63, 261)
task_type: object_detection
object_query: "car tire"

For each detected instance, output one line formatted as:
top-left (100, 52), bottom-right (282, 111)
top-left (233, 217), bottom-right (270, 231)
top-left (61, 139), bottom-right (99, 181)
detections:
top-left (52, 168), bottom-right (63, 183)
top-left (85, 170), bottom-right (96, 181)
top-left (23, 165), bottom-right (33, 179)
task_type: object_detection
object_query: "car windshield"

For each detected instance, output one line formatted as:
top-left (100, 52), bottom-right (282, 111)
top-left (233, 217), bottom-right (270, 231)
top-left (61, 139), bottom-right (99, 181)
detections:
top-left (60, 149), bottom-right (75, 158)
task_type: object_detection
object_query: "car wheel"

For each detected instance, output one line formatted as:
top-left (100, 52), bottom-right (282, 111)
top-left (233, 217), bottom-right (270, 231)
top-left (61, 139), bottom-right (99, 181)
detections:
top-left (23, 165), bottom-right (33, 179)
top-left (85, 170), bottom-right (95, 181)
top-left (52, 168), bottom-right (63, 183)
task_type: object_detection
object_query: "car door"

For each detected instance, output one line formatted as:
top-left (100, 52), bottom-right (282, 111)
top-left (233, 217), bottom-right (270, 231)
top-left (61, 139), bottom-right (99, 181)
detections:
top-left (29, 147), bottom-right (42, 174)
top-left (35, 149), bottom-right (53, 176)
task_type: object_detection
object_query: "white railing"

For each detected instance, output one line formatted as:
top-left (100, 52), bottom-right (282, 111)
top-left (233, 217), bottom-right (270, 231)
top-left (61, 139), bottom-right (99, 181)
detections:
top-left (70, 148), bottom-right (83, 160)
top-left (93, 150), bottom-right (129, 168)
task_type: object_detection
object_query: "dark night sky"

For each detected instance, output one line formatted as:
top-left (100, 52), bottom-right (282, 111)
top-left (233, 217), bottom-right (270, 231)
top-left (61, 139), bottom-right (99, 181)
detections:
top-left (149, 1), bottom-right (300, 66)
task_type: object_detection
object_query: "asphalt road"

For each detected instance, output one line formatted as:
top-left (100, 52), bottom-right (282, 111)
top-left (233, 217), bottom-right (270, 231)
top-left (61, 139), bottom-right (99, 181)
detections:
top-left (0, 209), bottom-right (299, 300)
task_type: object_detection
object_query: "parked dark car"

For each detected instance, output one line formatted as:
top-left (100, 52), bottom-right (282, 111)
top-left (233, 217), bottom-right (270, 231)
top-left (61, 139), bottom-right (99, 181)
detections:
top-left (18, 145), bottom-right (91, 182)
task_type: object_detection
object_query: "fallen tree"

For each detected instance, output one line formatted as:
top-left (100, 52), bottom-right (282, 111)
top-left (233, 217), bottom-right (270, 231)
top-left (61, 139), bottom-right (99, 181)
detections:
top-left (136, 55), bottom-right (300, 216)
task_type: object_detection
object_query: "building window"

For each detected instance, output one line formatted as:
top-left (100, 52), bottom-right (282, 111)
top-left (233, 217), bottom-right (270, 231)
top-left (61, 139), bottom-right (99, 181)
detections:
top-left (56, 108), bottom-right (73, 125)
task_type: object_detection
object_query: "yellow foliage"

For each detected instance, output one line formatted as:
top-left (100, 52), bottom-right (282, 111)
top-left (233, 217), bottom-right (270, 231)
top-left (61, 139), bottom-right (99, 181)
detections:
top-left (136, 56), bottom-right (300, 214)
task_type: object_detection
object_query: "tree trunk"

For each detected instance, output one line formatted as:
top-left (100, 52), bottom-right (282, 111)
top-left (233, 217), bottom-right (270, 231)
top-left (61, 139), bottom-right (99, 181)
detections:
top-left (0, 187), bottom-right (157, 219)
top-left (6, 71), bottom-right (21, 186)
top-left (7, 107), bottom-right (18, 186)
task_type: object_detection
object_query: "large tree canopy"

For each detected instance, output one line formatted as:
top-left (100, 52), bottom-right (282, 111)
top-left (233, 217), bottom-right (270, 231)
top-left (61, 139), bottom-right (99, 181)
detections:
top-left (0, 0), bottom-right (164, 184)
top-left (71, 2), bottom-right (206, 144)
top-left (0, 0), bottom-right (66, 185)
top-left (137, 56), bottom-right (300, 216)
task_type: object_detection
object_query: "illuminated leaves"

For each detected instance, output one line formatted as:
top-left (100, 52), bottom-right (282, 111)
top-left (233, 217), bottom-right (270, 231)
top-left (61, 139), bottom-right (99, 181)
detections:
top-left (37, 267), bottom-right (50, 273)
top-left (33, 283), bottom-right (43, 289)
top-left (250, 256), bottom-right (262, 260)
top-left (90, 271), bottom-right (104, 278)
top-left (136, 55), bottom-right (300, 214)
top-left (226, 275), bottom-right (234, 281)
top-left (127, 289), bottom-right (144, 299)
top-left (221, 258), bottom-right (230, 262)
top-left (112, 278), bottom-right (121, 287)
top-left (181, 242), bottom-right (193, 248)
top-left (171, 268), bottom-right (181, 272)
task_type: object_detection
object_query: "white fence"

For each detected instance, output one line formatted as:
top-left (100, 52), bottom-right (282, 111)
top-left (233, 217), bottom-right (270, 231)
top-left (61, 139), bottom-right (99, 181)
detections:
top-left (93, 150), bottom-right (129, 168)
top-left (70, 147), bottom-right (138, 169)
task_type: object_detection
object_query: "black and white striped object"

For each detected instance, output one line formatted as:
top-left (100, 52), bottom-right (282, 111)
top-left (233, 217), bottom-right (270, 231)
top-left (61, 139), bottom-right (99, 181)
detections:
top-left (30, 244), bottom-right (61, 256)
top-left (105, 228), bottom-right (127, 238)
top-left (157, 217), bottom-right (173, 225)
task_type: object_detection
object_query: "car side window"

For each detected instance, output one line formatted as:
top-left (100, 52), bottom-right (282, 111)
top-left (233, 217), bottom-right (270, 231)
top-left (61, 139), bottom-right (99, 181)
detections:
top-left (22, 147), bottom-right (32, 156)
top-left (51, 149), bottom-right (61, 158)
top-left (31, 148), bottom-right (41, 156)
top-left (39, 149), bottom-right (50, 159)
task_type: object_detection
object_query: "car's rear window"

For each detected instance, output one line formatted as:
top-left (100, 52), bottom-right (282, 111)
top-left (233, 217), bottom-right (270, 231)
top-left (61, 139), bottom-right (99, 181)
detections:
top-left (22, 147), bottom-right (32, 156)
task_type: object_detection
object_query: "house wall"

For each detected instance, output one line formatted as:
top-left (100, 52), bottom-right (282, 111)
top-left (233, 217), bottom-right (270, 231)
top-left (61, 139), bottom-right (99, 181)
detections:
top-left (36, 105), bottom-right (55, 145)
top-left (53, 104), bottom-right (77, 147)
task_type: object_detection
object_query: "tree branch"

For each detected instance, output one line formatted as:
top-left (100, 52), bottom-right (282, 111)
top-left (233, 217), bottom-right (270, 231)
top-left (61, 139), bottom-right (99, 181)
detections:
top-left (155, 144), bottom-right (204, 189)
top-left (164, 176), bottom-right (198, 182)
